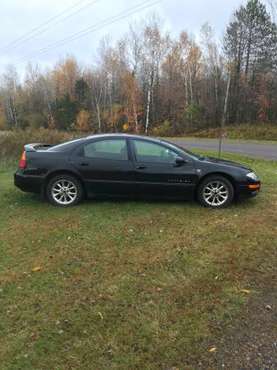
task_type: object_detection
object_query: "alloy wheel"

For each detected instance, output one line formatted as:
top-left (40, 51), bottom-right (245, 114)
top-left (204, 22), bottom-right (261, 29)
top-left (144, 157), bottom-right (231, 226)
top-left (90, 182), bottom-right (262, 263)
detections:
top-left (202, 180), bottom-right (229, 207)
top-left (51, 179), bottom-right (78, 206)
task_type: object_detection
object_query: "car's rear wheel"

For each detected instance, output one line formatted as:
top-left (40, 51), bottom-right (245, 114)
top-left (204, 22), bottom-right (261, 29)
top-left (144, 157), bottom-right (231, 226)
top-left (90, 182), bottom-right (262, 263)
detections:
top-left (46, 175), bottom-right (83, 207)
top-left (198, 175), bottom-right (234, 208)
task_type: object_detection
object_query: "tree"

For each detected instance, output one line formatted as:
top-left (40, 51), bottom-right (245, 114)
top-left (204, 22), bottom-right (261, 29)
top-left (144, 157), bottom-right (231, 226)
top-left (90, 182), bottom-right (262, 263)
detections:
top-left (52, 57), bottom-right (80, 100)
top-left (75, 78), bottom-right (90, 108)
top-left (1, 65), bottom-right (19, 128)
top-left (0, 10), bottom-right (276, 134)
top-left (86, 70), bottom-right (104, 133)
top-left (52, 94), bottom-right (78, 130)
top-left (224, 0), bottom-right (277, 122)
top-left (121, 71), bottom-right (141, 132)
top-left (141, 16), bottom-right (169, 133)
top-left (200, 23), bottom-right (223, 126)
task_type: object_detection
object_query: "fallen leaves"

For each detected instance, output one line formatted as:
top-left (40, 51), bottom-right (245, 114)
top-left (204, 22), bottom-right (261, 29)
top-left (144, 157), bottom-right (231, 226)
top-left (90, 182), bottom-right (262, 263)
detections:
top-left (31, 266), bottom-right (42, 272)
top-left (98, 312), bottom-right (104, 320)
top-left (208, 346), bottom-right (217, 353)
top-left (240, 289), bottom-right (251, 294)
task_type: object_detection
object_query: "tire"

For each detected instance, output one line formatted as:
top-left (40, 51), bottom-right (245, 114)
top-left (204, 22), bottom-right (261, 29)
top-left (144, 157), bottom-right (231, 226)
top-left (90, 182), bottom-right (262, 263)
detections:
top-left (46, 174), bottom-right (83, 207)
top-left (197, 175), bottom-right (234, 208)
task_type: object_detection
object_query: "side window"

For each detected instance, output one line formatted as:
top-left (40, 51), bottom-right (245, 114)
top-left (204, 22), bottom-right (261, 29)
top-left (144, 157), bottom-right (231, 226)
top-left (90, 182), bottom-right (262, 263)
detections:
top-left (83, 139), bottom-right (128, 161)
top-left (133, 140), bottom-right (178, 163)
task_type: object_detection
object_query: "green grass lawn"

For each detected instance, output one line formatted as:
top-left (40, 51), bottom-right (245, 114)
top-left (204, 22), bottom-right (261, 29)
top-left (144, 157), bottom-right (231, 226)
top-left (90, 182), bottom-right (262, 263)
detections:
top-left (0, 152), bottom-right (276, 369)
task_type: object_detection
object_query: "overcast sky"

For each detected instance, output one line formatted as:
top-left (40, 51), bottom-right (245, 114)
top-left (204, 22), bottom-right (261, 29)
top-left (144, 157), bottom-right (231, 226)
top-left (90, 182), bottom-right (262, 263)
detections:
top-left (0, 0), bottom-right (249, 75)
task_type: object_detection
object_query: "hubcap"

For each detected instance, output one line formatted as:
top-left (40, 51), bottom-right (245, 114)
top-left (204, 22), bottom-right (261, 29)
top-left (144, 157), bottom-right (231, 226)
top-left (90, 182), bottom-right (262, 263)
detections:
top-left (203, 181), bottom-right (229, 207)
top-left (51, 179), bottom-right (77, 205)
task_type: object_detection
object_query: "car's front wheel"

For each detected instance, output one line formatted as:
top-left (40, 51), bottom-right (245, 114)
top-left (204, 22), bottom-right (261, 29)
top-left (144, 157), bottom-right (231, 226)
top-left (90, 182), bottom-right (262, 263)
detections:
top-left (198, 175), bottom-right (234, 208)
top-left (46, 174), bottom-right (83, 207)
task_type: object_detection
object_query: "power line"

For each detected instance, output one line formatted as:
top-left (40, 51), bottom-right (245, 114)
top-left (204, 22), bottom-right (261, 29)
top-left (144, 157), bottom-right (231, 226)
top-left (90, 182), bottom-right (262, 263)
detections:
top-left (0, 0), bottom-right (99, 53)
top-left (35, 0), bottom-right (160, 56)
top-left (1, 0), bottom-right (86, 51)
top-left (17, 0), bottom-right (160, 64)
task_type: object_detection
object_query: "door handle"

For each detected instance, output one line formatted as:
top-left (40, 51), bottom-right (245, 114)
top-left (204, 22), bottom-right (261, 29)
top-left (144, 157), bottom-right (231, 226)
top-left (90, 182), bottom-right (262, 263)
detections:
top-left (80, 162), bottom-right (89, 166)
top-left (136, 165), bottom-right (146, 170)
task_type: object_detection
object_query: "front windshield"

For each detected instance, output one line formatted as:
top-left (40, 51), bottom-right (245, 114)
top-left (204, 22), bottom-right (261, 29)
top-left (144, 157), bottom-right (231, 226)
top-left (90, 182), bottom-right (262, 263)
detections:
top-left (161, 140), bottom-right (204, 160)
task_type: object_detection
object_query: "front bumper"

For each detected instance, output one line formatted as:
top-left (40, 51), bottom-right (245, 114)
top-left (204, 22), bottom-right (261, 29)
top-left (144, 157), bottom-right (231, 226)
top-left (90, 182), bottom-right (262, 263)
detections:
top-left (237, 181), bottom-right (261, 198)
top-left (14, 171), bottom-right (43, 194)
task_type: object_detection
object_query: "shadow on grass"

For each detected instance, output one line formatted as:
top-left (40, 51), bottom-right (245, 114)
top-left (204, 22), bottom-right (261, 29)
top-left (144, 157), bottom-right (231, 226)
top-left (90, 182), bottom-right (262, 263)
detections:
top-left (9, 188), bottom-right (260, 213)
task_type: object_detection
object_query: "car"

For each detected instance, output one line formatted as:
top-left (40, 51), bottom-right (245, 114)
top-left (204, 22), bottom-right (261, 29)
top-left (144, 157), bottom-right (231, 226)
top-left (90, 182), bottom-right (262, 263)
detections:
top-left (14, 134), bottom-right (261, 208)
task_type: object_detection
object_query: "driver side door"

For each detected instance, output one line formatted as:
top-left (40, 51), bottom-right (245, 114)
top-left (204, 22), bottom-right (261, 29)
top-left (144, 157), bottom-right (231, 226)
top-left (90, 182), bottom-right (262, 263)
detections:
top-left (130, 139), bottom-right (197, 198)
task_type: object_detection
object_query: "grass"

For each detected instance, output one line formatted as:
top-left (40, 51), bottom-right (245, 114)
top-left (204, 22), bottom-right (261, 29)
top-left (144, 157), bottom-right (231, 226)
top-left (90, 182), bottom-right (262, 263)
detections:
top-left (188, 123), bottom-right (277, 141)
top-left (0, 151), bottom-right (276, 369)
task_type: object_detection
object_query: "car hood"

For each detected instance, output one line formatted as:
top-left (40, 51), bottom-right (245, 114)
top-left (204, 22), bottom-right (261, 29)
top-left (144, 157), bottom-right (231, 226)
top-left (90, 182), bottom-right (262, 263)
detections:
top-left (202, 156), bottom-right (252, 171)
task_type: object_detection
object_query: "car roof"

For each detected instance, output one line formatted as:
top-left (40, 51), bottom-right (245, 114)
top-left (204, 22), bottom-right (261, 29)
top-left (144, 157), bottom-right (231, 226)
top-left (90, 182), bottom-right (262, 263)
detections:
top-left (49, 134), bottom-right (170, 153)
top-left (85, 133), bottom-right (166, 144)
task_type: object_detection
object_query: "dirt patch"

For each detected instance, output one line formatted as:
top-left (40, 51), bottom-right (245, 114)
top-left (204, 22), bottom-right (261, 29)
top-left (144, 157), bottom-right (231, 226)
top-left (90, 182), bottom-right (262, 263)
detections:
top-left (198, 284), bottom-right (277, 369)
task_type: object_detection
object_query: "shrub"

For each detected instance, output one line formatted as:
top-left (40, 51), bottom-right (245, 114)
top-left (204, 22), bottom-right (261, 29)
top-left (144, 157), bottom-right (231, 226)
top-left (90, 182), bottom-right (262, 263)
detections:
top-left (25, 113), bottom-right (46, 129)
top-left (0, 129), bottom-right (78, 161)
top-left (152, 120), bottom-right (174, 136)
top-left (0, 112), bottom-right (7, 130)
top-left (184, 103), bottom-right (203, 128)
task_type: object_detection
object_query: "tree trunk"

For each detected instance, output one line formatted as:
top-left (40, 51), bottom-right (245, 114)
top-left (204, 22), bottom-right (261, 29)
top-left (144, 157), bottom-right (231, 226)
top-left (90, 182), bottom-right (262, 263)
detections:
top-left (245, 24), bottom-right (253, 78)
top-left (96, 101), bottom-right (102, 133)
top-left (132, 100), bottom-right (139, 133)
top-left (145, 70), bottom-right (154, 134)
top-left (8, 97), bottom-right (18, 128)
top-left (188, 65), bottom-right (194, 104)
top-left (214, 66), bottom-right (219, 125)
top-left (145, 87), bottom-right (151, 134)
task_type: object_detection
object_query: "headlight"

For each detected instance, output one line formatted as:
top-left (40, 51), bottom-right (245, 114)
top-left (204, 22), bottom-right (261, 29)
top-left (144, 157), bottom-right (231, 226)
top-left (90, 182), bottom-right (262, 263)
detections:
top-left (246, 172), bottom-right (259, 181)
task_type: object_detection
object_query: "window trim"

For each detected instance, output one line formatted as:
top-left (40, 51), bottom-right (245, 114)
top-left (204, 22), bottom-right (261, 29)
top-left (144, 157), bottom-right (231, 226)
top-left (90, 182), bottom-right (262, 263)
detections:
top-left (81, 137), bottom-right (130, 162)
top-left (130, 138), bottom-right (182, 165)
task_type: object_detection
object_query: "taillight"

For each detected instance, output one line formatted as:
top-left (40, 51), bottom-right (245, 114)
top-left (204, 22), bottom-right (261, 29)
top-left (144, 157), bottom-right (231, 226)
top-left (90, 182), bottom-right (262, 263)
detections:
top-left (19, 151), bottom-right (27, 169)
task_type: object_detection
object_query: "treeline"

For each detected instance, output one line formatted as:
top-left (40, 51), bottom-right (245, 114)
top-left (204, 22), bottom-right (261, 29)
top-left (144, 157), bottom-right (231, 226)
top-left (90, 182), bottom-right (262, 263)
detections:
top-left (0, 0), bottom-right (276, 136)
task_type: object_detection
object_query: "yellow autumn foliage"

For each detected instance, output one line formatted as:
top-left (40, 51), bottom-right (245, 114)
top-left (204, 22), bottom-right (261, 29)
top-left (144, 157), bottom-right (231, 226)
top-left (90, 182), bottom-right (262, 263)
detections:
top-left (76, 110), bottom-right (90, 132)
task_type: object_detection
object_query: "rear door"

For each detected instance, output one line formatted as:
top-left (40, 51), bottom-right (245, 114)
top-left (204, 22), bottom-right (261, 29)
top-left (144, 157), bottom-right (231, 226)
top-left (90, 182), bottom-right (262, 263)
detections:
top-left (71, 138), bottom-right (136, 195)
top-left (130, 138), bottom-right (197, 198)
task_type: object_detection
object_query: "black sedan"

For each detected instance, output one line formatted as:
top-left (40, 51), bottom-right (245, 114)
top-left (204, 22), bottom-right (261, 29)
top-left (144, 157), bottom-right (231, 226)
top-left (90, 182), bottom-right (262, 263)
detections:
top-left (14, 134), bottom-right (261, 208)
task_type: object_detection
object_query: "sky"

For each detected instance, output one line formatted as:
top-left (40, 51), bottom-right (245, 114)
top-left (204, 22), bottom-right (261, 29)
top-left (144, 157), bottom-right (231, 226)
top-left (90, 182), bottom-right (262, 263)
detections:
top-left (0, 0), bottom-right (249, 76)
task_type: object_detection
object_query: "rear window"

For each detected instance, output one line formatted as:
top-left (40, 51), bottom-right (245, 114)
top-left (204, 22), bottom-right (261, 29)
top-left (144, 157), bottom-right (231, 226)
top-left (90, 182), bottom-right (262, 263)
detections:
top-left (83, 139), bottom-right (128, 161)
top-left (48, 138), bottom-right (85, 152)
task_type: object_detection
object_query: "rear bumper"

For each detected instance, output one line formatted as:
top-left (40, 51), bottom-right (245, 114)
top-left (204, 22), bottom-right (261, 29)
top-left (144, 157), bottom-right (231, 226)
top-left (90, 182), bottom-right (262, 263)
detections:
top-left (14, 172), bottom-right (43, 194)
top-left (237, 181), bottom-right (261, 199)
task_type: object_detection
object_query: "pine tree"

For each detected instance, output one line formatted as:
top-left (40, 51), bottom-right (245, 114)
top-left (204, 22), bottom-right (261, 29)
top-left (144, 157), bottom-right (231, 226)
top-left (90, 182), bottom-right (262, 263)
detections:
top-left (224, 0), bottom-right (277, 123)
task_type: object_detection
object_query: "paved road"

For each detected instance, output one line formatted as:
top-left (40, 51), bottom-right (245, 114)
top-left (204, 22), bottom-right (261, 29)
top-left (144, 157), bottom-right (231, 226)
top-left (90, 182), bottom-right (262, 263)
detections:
top-left (1, 131), bottom-right (276, 160)
top-left (170, 138), bottom-right (277, 160)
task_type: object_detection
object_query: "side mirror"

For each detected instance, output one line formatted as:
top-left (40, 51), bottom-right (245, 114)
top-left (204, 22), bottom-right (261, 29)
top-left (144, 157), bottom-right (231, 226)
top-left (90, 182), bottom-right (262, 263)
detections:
top-left (175, 156), bottom-right (187, 166)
